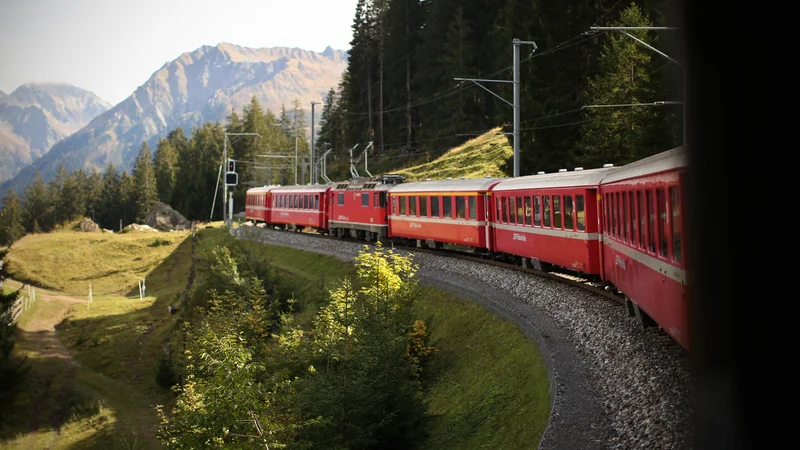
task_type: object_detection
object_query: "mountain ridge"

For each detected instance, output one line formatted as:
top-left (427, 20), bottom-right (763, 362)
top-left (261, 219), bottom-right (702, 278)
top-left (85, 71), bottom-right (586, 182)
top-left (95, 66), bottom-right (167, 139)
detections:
top-left (1, 43), bottom-right (348, 197)
top-left (0, 83), bottom-right (111, 185)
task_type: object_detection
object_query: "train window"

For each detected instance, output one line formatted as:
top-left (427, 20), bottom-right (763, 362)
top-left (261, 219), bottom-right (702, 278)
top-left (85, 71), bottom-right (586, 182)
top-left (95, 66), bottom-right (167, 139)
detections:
top-left (374, 192), bottom-right (378, 208)
top-left (502, 197), bottom-right (508, 223)
top-left (420, 196), bottom-right (428, 217)
top-left (410, 196), bottom-right (417, 216)
top-left (338, 192), bottom-right (344, 206)
top-left (534, 196), bottom-right (541, 226)
top-left (470, 196), bottom-right (477, 220)
top-left (564, 196), bottom-right (574, 230)
top-left (431, 197), bottom-right (440, 217)
top-left (514, 196), bottom-right (522, 224)
top-left (622, 192), bottom-right (628, 242)
top-left (647, 190), bottom-right (656, 253)
top-left (657, 188), bottom-right (668, 257)
top-left (496, 198), bottom-right (502, 221)
top-left (456, 196), bottom-right (465, 219)
top-left (315, 195), bottom-right (319, 210)
top-left (509, 197), bottom-right (516, 223)
top-left (670, 187), bottom-right (682, 263)
top-left (615, 193), bottom-right (621, 238)
top-left (362, 193), bottom-right (369, 207)
top-left (609, 194), bottom-right (614, 236)
top-left (553, 196), bottom-right (562, 228)
top-left (630, 192), bottom-right (637, 246)
top-left (379, 192), bottom-right (387, 208)
top-left (392, 197), bottom-right (397, 215)
top-left (543, 196), bottom-right (551, 227)
top-left (400, 196), bottom-right (406, 215)
top-left (576, 195), bottom-right (585, 231)
top-left (637, 192), bottom-right (644, 248)
top-left (444, 196), bottom-right (452, 218)
top-left (524, 197), bottom-right (532, 225)
top-left (305, 195), bottom-right (310, 209)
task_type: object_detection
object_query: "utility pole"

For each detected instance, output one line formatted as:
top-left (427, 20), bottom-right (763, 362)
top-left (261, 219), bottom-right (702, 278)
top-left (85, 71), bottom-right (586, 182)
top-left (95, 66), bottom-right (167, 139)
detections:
top-left (295, 135), bottom-right (299, 184)
top-left (223, 133), bottom-right (258, 225)
top-left (311, 101), bottom-right (320, 184)
top-left (455, 38), bottom-right (536, 177)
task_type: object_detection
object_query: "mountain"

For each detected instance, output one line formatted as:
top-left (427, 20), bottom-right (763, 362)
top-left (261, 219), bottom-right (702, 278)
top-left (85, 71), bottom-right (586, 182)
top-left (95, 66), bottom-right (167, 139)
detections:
top-left (0, 83), bottom-right (111, 184)
top-left (1, 43), bottom-right (349, 196)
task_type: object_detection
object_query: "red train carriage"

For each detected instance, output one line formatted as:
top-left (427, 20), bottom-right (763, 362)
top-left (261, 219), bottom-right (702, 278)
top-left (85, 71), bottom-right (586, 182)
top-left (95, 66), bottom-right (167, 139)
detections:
top-left (388, 178), bottom-right (502, 250)
top-left (598, 146), bottom-right (690, 350)
top-left (491, 167), bottom-right (617, 274)
top-left (268, 184), bottom-right (332, 231)
top-left (328, 175), bottom-right (405, 241)
top-left (245, 186), bottom-right (279, 223)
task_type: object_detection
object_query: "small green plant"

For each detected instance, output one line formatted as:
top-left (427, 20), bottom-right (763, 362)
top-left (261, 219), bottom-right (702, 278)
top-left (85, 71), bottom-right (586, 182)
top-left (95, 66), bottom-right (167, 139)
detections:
top-left (149, 237), bottom-right (171, 247)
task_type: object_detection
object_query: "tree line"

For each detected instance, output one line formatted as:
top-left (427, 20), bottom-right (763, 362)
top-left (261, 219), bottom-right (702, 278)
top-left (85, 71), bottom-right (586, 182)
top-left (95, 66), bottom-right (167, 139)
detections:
top-left (0, 97), bottom-right (314, 246)
top-left (315, 0), bottom-right (682, 177)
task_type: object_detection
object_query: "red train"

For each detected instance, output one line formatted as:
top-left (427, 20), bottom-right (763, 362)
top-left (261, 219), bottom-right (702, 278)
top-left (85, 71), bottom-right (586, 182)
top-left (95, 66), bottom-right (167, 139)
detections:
top-left (245, 146), bottom-right (690, 350)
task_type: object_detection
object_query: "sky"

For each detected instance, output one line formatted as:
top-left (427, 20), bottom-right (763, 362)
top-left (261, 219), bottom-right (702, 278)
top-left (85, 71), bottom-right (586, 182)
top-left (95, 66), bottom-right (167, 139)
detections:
top-left (0, 0), bottom-right (359, 105)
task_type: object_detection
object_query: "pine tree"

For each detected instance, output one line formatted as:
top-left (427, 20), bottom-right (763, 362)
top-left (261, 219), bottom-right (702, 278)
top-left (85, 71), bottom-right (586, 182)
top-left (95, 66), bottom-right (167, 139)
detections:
top-left (278, 104), bottom-right (293, 140)
top-left (578, 3), bottom-right (662, 167)
top-left (85, 168), bottom-right (104, 222)
top-left (22, 172), bottom-right (54, 232)
top-left (0, 190), bottom-right (25, 246)
top-left (154, 138), bottom-right (178, 204)
top-left (100, 163), bottom-right (122, 230)
top-left (49, 164), bottom-right (70, 225)
top-left (119, 171), bottom-right (136, 227)
top-left (132, 141), bottom-right (158, 221)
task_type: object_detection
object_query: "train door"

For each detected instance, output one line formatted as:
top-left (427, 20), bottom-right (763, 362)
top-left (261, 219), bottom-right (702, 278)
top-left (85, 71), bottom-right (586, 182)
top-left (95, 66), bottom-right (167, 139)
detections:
top-left (594, 188), bottom-right (607, 281)
top-left (485, 192), bottom-right (494, 252)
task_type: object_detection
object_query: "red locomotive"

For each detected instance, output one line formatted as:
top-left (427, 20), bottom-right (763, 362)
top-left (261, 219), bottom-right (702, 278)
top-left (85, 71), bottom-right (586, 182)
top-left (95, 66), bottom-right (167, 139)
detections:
top-left (245, 146), bottom-right (690, 351)
top-left (328, 175), bottom-right (403, 241)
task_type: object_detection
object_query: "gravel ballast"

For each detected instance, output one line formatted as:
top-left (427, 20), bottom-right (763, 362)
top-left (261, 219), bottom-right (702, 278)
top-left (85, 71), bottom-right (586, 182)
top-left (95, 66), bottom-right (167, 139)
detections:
top-left (232, 225), bottom-right (693, 449)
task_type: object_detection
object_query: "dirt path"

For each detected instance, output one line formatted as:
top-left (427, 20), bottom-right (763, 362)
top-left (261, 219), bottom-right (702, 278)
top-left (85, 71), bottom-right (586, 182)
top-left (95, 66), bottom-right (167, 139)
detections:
top-left (8, 280), bottom-right (84, 365)
top-left (3, 280), bottom-right (165, 449)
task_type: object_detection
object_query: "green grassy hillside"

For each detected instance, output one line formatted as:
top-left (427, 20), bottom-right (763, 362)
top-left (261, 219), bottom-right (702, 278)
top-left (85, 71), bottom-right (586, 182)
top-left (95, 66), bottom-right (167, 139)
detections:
top-left (391, 128), bottom-right (512, 181)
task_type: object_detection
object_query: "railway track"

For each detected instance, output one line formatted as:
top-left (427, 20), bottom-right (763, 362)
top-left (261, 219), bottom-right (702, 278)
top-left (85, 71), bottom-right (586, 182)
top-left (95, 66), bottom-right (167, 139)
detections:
top-left (250, 223), bottom-right (627, 307)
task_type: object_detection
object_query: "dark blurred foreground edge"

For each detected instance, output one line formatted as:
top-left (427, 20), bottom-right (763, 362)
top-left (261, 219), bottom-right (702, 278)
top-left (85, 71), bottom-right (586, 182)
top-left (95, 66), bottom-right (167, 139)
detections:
top-left (683, 1), bottom-right (778, 448)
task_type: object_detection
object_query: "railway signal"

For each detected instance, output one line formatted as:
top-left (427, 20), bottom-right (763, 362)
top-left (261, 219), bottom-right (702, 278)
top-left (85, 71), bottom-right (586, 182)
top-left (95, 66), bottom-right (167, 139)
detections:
top-left (225, 159), bottom-right (238, 186)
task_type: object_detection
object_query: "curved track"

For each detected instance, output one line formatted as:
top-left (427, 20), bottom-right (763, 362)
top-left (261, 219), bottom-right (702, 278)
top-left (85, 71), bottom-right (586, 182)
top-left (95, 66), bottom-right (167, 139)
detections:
top-left (232, 224), bottom-right (693, 449)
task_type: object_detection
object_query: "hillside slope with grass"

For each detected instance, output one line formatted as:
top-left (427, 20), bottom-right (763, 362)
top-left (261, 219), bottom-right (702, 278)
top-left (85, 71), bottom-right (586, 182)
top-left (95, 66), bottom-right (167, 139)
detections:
top-left (2, 223), bottom-right (549, 449)
top-left (391, 128), bottom-right (512, 181)
top-left (1, 224), bottom-right (192, 449)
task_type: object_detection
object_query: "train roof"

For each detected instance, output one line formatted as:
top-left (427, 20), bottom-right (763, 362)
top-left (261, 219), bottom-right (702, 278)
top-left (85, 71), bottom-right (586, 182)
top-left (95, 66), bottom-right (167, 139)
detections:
top-left (388, 177), bottom-right (504, 193)
top-left (492, 167), bottom-right (617, 191)
top-left (599, 146), bottom-right (687, 185)
top-left (331, 176), bottom-right (402, 192)
top-left (269, 184), bottom-right (333, 194)
top-left (245, 185), bottom-right (281, 194)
